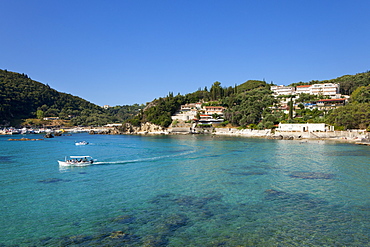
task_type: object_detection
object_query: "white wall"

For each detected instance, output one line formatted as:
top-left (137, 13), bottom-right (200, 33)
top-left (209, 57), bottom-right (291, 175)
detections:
top-left (277, 123), bottom-right (327, 132)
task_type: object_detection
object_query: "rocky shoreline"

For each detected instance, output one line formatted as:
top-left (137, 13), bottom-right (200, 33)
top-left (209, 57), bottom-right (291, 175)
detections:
top-left (84, 122), bottom-right (370, 145)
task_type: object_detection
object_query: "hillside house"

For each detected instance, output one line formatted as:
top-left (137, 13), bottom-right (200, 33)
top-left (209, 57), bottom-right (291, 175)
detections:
top-left (172, 103), bottom-right (225, 123)
top-left (172, 103), bottom-right (203, 121)
top-left (316, 98), bottom-right (346, 110)
top-left (180, 103), bottom-right (202, 112)
top-left (204, 106), bottom-right (225, 115)
top-left (198, 115), bottom-right (224, 125)
top-left (276, 123), bottom-right (334, 132)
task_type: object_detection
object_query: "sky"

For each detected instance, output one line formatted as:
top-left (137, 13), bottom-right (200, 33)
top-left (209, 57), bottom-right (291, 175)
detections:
top-left (1, 0), bottom-right (370, 106)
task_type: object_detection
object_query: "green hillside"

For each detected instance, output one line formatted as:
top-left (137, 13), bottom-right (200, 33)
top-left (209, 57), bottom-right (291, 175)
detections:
top-left (128, 80), bottom-right (274, 128)
top-left (0, 69), bottom-right (143, 126)
top-left (135, 72), bottom-right (370, 130)
top-left (1, 69), bottom-right (369, 129)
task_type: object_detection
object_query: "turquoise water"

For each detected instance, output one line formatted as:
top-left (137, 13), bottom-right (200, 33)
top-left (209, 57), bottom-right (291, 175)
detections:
top-left (1, 133), bottom-right (369, 246)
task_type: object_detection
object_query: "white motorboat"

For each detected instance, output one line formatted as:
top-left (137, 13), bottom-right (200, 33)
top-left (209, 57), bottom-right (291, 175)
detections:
top-left (75, 141), bottom-right (89, 145)
top-left (58, 156), bottom-right (94, 167)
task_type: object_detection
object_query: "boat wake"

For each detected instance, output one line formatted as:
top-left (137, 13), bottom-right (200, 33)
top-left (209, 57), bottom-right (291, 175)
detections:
top-left (93, 150), bottom-right (195, 166)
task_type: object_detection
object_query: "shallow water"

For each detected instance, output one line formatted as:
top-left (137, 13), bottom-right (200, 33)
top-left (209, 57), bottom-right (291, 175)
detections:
top-left (0, 133), bottom-right (369, 246)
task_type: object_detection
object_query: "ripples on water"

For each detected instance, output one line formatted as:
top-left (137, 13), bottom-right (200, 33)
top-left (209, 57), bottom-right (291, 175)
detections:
top-left (0, 134), bottom-right (369, 246)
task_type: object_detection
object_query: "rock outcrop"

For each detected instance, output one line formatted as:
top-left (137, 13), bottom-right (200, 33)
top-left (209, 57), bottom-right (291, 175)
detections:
top-left (110, 122), bottom-right (168, 135)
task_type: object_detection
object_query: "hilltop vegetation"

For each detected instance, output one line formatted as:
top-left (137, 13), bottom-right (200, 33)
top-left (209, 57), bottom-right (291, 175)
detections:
top-left (1, 69), bottom-right (369, 130)
top-left (326, 83), bottom-right (370, 129)
top-left (127, 80), bottom-right (274, 128)
top-left (135, 72), bottom-right (370, 130)
top-left (0, 69), bottom-right (143, 126)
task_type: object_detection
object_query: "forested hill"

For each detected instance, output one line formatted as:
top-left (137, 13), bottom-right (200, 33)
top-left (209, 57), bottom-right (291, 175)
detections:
top-left (128, 71), bottom-right (370, 130)
top-left (1, 69), bottom-right (369, 129)
top-left (0, 69), bottom-right (143, 126)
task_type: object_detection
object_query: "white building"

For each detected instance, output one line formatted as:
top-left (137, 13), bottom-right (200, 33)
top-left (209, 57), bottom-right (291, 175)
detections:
top-left (276, 123), bottom-right (334, 132)
top-left (172, 103), bottom-right (200, 121)
top-left (295, 83), bottom-right (339, 98)
top-left (309, 83), bottom-right (339, 97)
top-left (172, 103), bottom-right (225, 122)
top-left (105, 123), bottom-right (123, 127)
top-left (180, 103), bottom-right (202, 112)
top-left (204, 106), bottom-right (225, 116)
top-left (271, 85), bottom-right (295, 96)
top-left (295, 85), bottom-right (311, 94)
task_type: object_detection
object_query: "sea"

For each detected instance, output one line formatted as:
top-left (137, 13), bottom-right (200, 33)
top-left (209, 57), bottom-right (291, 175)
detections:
top-left (1, 133), bottom-right (369, 246)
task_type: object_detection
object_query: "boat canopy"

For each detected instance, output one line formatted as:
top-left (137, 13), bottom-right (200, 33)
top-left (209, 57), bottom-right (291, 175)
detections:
top-left (69, 156), bottom-right (92, 159)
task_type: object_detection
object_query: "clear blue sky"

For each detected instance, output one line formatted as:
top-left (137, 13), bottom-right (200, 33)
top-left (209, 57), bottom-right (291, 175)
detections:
top-left (1, 0), bottom-right (369, 106)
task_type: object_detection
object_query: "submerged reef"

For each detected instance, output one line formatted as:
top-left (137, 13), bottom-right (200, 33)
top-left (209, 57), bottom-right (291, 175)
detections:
top-left (289, 171), bottom-right (336, 179)
top-left (37, 178), bottom-right (71, 184)
top-left (16, 189), bottom-right (370, 246)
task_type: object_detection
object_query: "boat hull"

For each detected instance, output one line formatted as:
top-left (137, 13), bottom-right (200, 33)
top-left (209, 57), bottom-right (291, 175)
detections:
top-left (58, 160), bottom-right (92, 167)
top-left (75, 141), bottom-right (89, 146)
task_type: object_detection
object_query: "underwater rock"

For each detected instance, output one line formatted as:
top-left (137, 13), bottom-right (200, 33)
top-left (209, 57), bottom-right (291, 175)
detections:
top-left (112, 215), bottom-right (136, 224)
top-left (265, 189), bottom-right (286, 195)
top-left (149, 193), bottom-right (175, 204)
top-left (8, 138), bottom-right (43, 141)
top-left (174, 195), bottom-right (206, 209)
top-left (230, 171), bottom-right (268, 176)
top-left (174, 192), bottom-right (223, 210)
top-left (202, 191), bottom-right (223, 202)
top-left (58, 235), bottom-right (93, 245)
top-left (198, 209), bottom-right (214, 219)
top-left (265, 189), bottom-right (328, 213)
top-left (109, 231), bottom-right (127, 239)
top-left (161, 213), bottom-right (188, 232)
top-left (96, 231), bottom-right (140, 246)
top-left (264, 189), bottom-right (290, 200)
top-left (289, 172), bottom-right (335, 179)
top-left (38, 178), bottom-right (71, 184)
top-left (152, 213), bottom-right (189, 240)
top-left (142, 234), bottom-right (168, 247)
top-left (264, 189), bottom-right (300, 202)
top-left (0, 155), bottom-right (14, 163)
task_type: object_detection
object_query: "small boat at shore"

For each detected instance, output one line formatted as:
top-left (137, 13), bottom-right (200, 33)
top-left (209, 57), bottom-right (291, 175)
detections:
top-left (58, 156), bottom-right (94, 167)
top-left (75, 141), bottom-right (89, 146)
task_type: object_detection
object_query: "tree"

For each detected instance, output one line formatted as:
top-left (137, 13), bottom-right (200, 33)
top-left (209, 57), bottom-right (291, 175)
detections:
top-left (223, 87), bottom-right (276, 126)
top-left (326, 103), bottom-right (370, 129)
top-left (212, 113), bottom-right (220, 119)
top-left (288, 98), bottom-right (294, 120)
top-left (36, 110), bottom-right (44, 119)
top-left (210, 81), bottom-right (223, 100)
top-left (350, 84), bottom-right (370, 103)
